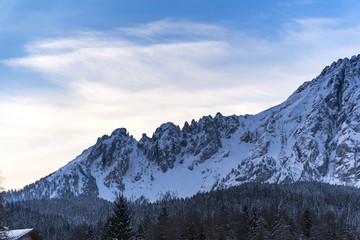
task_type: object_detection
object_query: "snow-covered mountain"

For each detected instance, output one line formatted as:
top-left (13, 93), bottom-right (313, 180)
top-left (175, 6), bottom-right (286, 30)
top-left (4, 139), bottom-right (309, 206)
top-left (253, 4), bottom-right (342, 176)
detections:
top-left (8, 55), bottom-right (360, 202)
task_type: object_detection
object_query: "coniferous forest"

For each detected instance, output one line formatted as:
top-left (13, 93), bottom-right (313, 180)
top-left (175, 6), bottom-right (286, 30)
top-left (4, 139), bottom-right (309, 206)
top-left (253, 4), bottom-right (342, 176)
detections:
top-left (3, 182), bottom-right (360, 239)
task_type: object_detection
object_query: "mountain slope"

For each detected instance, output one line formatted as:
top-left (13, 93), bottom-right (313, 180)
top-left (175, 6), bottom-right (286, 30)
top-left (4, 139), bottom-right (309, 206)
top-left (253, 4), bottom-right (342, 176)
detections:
top-left (7, 55), bottom-right (360, 202)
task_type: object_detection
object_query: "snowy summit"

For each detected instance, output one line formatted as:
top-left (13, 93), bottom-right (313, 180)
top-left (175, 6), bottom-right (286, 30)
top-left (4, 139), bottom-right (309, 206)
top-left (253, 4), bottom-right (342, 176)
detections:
top-left (8, 55), bottom-right (360, 202)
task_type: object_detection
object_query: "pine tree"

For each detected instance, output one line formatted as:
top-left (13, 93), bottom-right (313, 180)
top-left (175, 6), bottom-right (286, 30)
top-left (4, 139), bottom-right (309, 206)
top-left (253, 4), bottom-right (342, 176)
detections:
top-left (102, 218), bottom-right (111, 240)
top-left (180, 211), bottom-right (203, 240)
top-left (85, 226), bottom-right (95, 240)
top-left (303, 208), bottom-right (312, 239)
top-left (104, 195), bottom-right (133, 240)
top-left (180, 221), bottom-right (198, 240)
top-left (271, 212), bottom-right (292, 240)
top-left (136, 216), bottom-right (151, 240)
top-left (214, 206), bottom-right (229, 240)
top-left (0, 184), bottom-right (8, 240)
top-left (0, 182), bottom-right (6, 227)
top-left (155, 207), bottom-right (171, 240)
top-left (135, 224), bottom-right (144, 240)
top-left (69, 224), bottom-right (88, 240)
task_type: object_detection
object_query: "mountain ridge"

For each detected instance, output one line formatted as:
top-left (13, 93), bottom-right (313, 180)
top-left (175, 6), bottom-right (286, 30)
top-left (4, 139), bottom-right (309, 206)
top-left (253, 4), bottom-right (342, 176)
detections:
top-left (7, 54), bottom-right (360, 202)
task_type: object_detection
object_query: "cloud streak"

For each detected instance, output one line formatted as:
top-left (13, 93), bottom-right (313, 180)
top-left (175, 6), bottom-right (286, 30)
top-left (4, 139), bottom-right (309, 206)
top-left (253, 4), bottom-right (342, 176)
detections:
top-left (118, 19), bottom-right (232, 41)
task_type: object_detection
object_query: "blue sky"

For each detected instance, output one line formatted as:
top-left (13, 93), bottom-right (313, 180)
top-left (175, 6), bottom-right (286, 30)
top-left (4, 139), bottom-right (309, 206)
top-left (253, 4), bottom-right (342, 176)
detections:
top-left (0, 1), bottom-right (356, 56)
top-left (2, 0), bottom-right (360, 190)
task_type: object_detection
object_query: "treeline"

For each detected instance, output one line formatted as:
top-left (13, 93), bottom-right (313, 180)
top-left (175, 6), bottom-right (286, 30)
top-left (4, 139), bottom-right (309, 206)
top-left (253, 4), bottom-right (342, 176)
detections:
top-left (4, 182), bottom-right (360, 239)
top-left (4, 196), bottom-right (112, 239)
top-left (130, 182), bottom-right (360, 239)
top-left (132, 201), bottom-right (352, 239)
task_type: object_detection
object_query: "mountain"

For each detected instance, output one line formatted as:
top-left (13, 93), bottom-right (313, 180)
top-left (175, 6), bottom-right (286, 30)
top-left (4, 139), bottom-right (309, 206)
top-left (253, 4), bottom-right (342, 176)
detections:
top-left (7, 55), bottom-right (360, 202)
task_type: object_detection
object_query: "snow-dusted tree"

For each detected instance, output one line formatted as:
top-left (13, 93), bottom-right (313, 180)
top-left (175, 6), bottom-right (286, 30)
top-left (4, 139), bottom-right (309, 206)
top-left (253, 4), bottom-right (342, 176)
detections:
top-left (104, 195), bottom-right (133, 240)
top-left (270, 212), bottom-right (292, 240)
top-left (0, 178), bottom-right (8, 240)
top-left (0, 194), bottom-right (4, 226)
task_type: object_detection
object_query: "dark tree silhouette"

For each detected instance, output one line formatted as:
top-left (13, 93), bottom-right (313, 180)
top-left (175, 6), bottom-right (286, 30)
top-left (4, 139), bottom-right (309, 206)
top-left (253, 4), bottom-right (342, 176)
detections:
top-left (69, 224), bottom-right (88, 240)
top-left (7, 182), bottom-right (360, 239)
top-left (154, 207), bottom-right (174, 240)
top-left (303, 208), bottom-right (312, 239)
top-left (85, 226), bottom-right (95, 240)
top-left (104, 195), bottom-right (133, 240)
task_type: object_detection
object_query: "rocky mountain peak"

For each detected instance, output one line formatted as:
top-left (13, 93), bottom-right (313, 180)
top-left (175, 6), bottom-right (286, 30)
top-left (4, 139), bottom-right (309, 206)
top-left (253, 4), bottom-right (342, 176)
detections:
top-left (321, 55), bottom-right (360, 76)
top-left (153, 122), bottom-right (180, 139)
top-left (8, 54), bottom-right (360, 203)
top-left (111, 128), bottom-right (129, 137)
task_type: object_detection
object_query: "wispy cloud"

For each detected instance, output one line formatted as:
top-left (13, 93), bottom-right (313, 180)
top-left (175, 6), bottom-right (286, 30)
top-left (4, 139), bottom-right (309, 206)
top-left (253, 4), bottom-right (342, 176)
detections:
top-left (6, 39), bottom-right (233, 91)
top-left (278, 0), bottom-right (316, 7)
top-left (3, 20), bottom-right (278, 94)
top-left (119, 19), bottom-right (231, 40)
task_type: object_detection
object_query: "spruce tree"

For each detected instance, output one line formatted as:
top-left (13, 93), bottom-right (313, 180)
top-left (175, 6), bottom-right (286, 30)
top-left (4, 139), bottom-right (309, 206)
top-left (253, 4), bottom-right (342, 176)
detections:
top-left (180, 221), bottom-right (198, 240)
top-left (0, 185), bottom-right (6, 227)
top-left (0, 186), bottom-right (8, 240)
top-left (104, 195), bottom-right (133, 240)
top-left (156, 207), bottom-right (171, 240)
top-left (303, 208), bottom-right (312, 239)
top-left (85, 226), bottom-right (95, 240)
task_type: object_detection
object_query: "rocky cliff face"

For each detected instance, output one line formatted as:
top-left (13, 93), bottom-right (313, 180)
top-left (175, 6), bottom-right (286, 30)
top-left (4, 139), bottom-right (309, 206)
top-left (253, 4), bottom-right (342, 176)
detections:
top-left (7, 55), bottom-right (360, 202)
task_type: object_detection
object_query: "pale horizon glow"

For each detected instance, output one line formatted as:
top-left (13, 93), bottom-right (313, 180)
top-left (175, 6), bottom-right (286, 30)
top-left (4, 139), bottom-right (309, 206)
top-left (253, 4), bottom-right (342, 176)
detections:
top-left (1, 1), bottom-right (360, 190)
